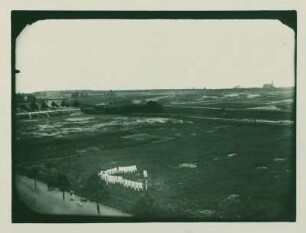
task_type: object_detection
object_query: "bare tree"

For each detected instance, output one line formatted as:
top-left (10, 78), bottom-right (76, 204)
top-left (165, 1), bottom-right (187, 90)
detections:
top-left (27, 167), bottom-right (39, 190)
top-left (83, 174), bottom-right (108, 215)
top-left (57, 174), bottom-right (71, 201)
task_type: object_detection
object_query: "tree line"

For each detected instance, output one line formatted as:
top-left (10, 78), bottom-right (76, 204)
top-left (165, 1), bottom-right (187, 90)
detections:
top-left (16, 93), bottom-right (80, 112)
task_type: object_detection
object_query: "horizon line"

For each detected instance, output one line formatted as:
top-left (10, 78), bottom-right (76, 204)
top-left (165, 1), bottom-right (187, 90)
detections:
top-left (17, 86), bottom-right (295, 94)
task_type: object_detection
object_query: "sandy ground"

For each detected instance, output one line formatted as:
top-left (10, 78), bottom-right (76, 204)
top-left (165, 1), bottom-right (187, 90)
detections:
top-left (15, 175), bottom-right (132, 217)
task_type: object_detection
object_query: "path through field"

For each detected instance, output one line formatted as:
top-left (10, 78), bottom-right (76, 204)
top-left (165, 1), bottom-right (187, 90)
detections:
top-left (16, 175), bottom-right (132, 217)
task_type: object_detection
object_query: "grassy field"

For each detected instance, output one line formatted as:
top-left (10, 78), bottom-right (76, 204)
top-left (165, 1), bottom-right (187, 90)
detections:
top-left (14, 88), bottom-right (295, 221)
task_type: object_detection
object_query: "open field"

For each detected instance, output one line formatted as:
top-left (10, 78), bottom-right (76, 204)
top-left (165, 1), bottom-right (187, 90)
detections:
top-left (14, 88), bottom-right (295, 221)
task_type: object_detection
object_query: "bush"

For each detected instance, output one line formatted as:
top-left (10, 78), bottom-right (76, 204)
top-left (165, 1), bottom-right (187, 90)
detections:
top-left (41, 101), bottom-right (49, 110)
top-left (51, 101), bottom-right (59, 108)
top-left (132, 192), bottom-right (162, 218)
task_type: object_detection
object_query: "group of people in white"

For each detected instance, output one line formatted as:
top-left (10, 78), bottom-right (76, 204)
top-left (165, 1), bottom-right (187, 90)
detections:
top-left (104, 165), bottom-right (137, 175)
top-left (98, 165), bottom-right (147, 192)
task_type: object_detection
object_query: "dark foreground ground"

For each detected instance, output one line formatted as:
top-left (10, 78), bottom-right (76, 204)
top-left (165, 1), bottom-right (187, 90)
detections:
top-left (14, 88), bottom-right (295, 221)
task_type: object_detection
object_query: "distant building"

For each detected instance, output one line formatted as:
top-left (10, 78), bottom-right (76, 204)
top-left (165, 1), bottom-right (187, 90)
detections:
top-left (263, 81), bottom-right (276, 89)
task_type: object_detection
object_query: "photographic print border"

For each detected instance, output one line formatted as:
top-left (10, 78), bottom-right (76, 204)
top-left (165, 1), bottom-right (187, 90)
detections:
top-left (11, 10), bottom-right (297, 223)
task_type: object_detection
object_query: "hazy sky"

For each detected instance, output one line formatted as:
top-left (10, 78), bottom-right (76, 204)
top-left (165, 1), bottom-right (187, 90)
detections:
top-left (16, 19), bottom-right (294, 93)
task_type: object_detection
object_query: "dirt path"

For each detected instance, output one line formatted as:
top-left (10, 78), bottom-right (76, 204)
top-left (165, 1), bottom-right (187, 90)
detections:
top-left (164, 104), bottom-right (291, 113)
top-left (15, 175), bottom-right (132, 217)
top-left (156, 112), bottom-right (293, 126)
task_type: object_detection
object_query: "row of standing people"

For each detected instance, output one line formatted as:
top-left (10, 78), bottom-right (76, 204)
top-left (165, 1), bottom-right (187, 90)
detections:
top-left (98, 170), bottom-right (144, 191)
top-left (104, 165), bottom-right (137, 175)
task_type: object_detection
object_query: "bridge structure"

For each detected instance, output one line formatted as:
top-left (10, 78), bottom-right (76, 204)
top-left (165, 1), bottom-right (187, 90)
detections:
top-left (16, 108), bottom-right (80, 119)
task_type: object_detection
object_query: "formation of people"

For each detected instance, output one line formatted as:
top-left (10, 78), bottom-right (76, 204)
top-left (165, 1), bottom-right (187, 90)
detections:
top-left (98, 165), bottom-right (146, 191)
top-left (104, 165), bottom-right (137, 175)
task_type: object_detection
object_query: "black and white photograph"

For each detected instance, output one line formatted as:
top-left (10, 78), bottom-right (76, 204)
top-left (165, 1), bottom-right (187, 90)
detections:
top-left (11, 11), bottom-right (296, 223)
